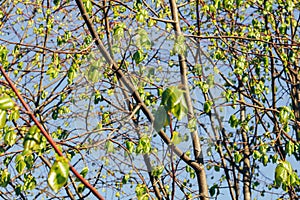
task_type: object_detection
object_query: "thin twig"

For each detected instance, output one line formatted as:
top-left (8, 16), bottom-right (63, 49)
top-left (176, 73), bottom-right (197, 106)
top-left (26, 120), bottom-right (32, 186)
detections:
top-left (0, 66), bottom-right (105, 200)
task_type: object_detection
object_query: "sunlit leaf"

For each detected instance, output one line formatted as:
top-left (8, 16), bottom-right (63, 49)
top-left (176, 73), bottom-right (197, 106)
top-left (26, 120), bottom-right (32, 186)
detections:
top-left (0, 95), bottom-right (14, 110)
top-left (285, 141), bottom-right (295, 156)
top-left (133, 50), bottom-right (145, 64)
top-left (0, 169), bottom-right (10, 187)
top-left (48, 157), bottom-right (69, 193)
top-left (171, 131), bottom-right (182, 145)
top-left (75, 167), bottom-right (89, 182)
top-left (15, 155), bottom-right (26, 174)
top-left (275, 160), bottom-right (293, 188)
top-left (0, 109), bottom-right (6, 129)
top-left (4, 130), bottom-right (16, 146)
top-left (125, 140), bottom-right (134, 153)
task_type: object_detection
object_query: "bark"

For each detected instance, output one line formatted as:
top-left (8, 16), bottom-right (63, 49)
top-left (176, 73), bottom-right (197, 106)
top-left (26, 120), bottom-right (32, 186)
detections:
top-left (75, 0), bottom-right (209, 199)
top-left (168, 0), bottom-right (209, 199)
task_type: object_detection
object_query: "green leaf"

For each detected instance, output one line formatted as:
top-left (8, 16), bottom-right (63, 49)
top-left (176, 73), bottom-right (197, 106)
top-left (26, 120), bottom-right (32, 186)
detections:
top-left (4, 130), bottom-right (17, 146)
top-left (0, 95), bottom-right (14, 110)
top-left (113, 23), bottom-right (125, 40)
top-left (171, 101), bottom-right (187, 120)
top-left (125, 140), bottom-right (134, 153)
top-left (52, 109), bottom-right (58, 120)
top-left (151, 165), bottom-right (164, 178)
top-left (15, 155), bottom-right (26, 174)
top-left (253, 150), bottom-right (262, 160)
top-left (8, 108), bottom-right (20, 121)
top-left (153, 105), bottom-right (168, 132)
top-left (3, 156), bottom-right (11, 167)
top-left (209, 184), bottom-right (218, 197)
top-left (0, 109), bottom-right (6, 128)
top-left (275, 164), bottom-right (288, 187)
top-left (122, 174), bottom-right (130, 184)
top-left (87, 65), bottom-right (100, 83)
top-left (135, 184), bottom-right (148, 200)
top-left (187, 117), bottom-right (197, 132)
top-left (136, 135), bottom-right (151, 154)
top-left (48, 157), bottom-right (69, 193)
top-left (105, 140), bottom-right (114, 153)
top-left (15, 184), bottom-right (22, 196)
top-left (204, 100), bottom-right (213, 113)
top-left (173, 35), bottom-right (186, 55)
top-left (23, 154), bottom-right (34, 169)
top-left (285, 141), bottom-right (295, 156)
top-left (94, 90), bottom-right (102, 104)
top-left (234, 151), bottom-right (243, 163)
top-left (262, 154), bottom-right (268, 166)
top-left (75, 167), bottom-right (88, 182)
top-left (80, 167), bottom-right (88, 178)
top-left (171, 131), bottom-right (182, 145)
top-left (161, 86), bottom-right (185, 111)
top-left (206, 74), bottom-right (215, 87)
top-left (229, 114), bottom-right (239, 128)
top-left (136, 9), bottom-right (148, 23)
top-left (23, 126), bottom-right (41, 152)
top-left (278, 106), bottom-right (293, 125)
top-left (78, 183), bottom-right (85, 193)
top-left (67, 68), bottom-right (77, 84)
top-left (53, 0), bottom-right (60, 6)
top-left (133, 50), bottom-right (145, 64)
top-left (23, 174), bottom-right (36, 190)
top-left (41, 90), bottom-right (48, 99)
top-left (274, 160), bottom-right (293, 187)
top-left (84, 0), bottom-right (93, 13)
top-left (0, 169), bottom-right (10, 187)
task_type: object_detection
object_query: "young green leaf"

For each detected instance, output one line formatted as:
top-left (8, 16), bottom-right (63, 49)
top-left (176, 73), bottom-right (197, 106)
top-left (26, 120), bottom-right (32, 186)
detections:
top-left (136, 135), bottom-right (151, 154)
top-left (87, 65), bottom-right (100, 83)
top-left (229, 114), bottom-right (239, 128)
top-left (234, 151), bottom-right (243, 163)
top-left (75, 167), bottom-right (89, 182)
top-left (204, 100), bottom-right (213, 113)
top-left (15, 155), bottom-right (26, 174)
top-left (133, 50), bottom-right (145, 64)
top-left (153, 105), bottom-right (168, 132)
top-left (161, 86), bottom-right (184, 110)
top-left (4, 130), bottom-right (17, 146)
top-left (188, 117), bottom-right (197, 132)
top-left (171, 101), bottom-right (187, 120)
top-left (274, 160), bottom-right (293, 188)
top-left (105, 140), bottom-right (115, 153)
top-left (23, 174), bottom-right (36, 190)
top-left (0, 109), bottom-right (6, 128)
top-left (78, 183), bottom-right (85, 193)
top-left (285, 141), bottom-right (295, 156)
top-left (125, 140), bottom-right (135, 153)
top-left (0, 95), bottom-right (14, 110)
top-left (151, 165), bottom-right (164, 178)
top-left (53, 0), bottom-right (60, 6)
top-left (23, 126), bottom-right (41, 152)
top-left (122, 174), bottom-right (130, 184)
top-left (171, 131), bottom-right (182, 145)
top-left (0, 169), bottom-right (10, 187)
top-left (47, 157), bottom-right (69, 193)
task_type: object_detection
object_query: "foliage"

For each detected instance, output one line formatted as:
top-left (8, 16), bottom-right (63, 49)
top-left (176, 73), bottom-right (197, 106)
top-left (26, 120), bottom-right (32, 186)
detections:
top-left (0, 0), bottom-right (299, 199)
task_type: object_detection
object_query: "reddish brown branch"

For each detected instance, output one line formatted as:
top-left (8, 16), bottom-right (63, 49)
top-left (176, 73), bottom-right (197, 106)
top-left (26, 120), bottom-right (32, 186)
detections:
top-left (0, 66), bottom-right (105, 200)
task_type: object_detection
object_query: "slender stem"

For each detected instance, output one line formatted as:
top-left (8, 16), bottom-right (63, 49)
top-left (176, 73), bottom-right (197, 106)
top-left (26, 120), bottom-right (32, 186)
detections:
top-left (74, 0), bottom-right (206, 175)
top-left (0, 66), bottom-right (105, 200)
top-left (168, 0), bottom-right (209, 198)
